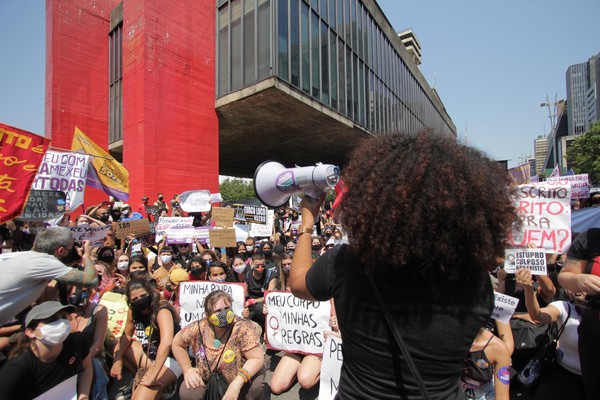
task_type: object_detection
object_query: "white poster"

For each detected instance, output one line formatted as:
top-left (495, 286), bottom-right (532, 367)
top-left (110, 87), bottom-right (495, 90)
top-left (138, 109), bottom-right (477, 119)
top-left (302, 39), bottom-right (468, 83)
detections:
top-left (32, 151), bottom-right (90, 212)
top-left (319, 335), bottom-right (343, 400)
top-left (179, 281), bottom-right (246, 328)
top-left (33, 374), bottom-right (77, 400)
top-left (492, 292), bottom-right (519, 324)
top-left (264, 291), bottom-right (330, 355)
top-left (508, 183), bottom-right (571, 253)
top-left (504, 248), bottom-right (547, 275)
top-left (249, 210), bottom-right (274, 237)
top-left (69, 225), bottom-right (112, 247)
top-left (179, 190), bottom-right (212, 213)
top-left (547, 174), bottom-right (590, 199)
top-left (155, 217), bottom-right (194, 242)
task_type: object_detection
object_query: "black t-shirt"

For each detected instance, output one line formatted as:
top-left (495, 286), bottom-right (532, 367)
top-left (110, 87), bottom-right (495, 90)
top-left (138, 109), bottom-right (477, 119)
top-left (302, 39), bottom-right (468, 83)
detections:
top-left (567, 228), bottom-right (600, 333)
top-left (306, 245), bottom-right (493, 400)
top-left (245, 267), bottom-right (279, 299)
top-left (0, 332), bottom-right (90, 400)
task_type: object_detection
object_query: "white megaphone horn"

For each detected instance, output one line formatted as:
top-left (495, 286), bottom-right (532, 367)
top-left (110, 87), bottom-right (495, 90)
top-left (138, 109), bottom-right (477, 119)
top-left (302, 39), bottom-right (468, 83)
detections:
top-left (253, 161), bottom-right (340, 208)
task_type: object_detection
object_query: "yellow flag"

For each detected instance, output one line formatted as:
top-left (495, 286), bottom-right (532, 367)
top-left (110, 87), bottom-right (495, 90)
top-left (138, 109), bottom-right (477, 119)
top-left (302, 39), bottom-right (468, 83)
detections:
top-left (71, 127), bottom-right (129, 200)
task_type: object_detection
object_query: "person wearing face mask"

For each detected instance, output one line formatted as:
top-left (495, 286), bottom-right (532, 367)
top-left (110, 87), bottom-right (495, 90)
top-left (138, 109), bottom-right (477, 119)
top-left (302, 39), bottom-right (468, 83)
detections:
top-left (120, 204), bottom-right (144, 222)
top-left (231, 255), bottom-right (248, 283)
top-left (0, 227), bottom-right (98, 326)
top-left (163, 269), bottom-right (189, 311)
top-left (187, 256), bottom-right (207, 281)
top-left (116, 254), bottom-right (131, 279)
top-left (259, 241), bottom-right (278, 269)
top-left (153, 193), bottom-right (169, 212)
top-left (0, 301), bottom-right (92, 399)
top-left (94, 207), bottom-right (112, 224)
top-left (242, 252), bottom-right (278, 332)
top-left (152, 246), bottom-right (183, 292)
top-left (206, 262), bottom-right (230, 283)
top-left (111, 278), bottom-right (181, 400)
top-left (173, 243), bottom-right (194, 270)
top-left (171, 290), bottom-right (265, 400)
top-left (97, 246), bottom-right (117, 268)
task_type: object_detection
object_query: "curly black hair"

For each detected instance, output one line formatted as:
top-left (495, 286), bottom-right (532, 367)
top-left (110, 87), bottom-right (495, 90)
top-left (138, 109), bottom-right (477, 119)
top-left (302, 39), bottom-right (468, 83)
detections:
top-left (338, 131), bottom-right (519, 300)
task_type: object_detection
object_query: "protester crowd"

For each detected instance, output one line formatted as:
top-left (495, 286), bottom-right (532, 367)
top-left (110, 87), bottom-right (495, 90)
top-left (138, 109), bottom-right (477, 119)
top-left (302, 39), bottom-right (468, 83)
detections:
top-left (1, 155), bottom-right (600, 399)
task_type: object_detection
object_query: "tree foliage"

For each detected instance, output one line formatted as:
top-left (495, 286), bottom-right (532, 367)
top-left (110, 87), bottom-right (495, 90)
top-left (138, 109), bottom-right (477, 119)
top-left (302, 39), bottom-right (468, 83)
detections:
top-left (568, 121), bottom-right (600, 185)
top-left (219, 178), bottom-right (256, 204)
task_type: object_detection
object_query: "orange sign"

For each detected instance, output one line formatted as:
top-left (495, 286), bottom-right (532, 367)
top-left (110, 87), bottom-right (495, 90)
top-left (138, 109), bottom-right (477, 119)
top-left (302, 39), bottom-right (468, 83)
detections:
top-left (0, 123), bottom-right (50, 224)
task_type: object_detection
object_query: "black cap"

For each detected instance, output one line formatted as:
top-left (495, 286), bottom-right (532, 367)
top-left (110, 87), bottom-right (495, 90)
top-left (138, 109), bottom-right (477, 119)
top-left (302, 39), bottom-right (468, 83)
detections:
top-left (142, 196), bottom-right (150, 201)
top-left (25, 301), bottom-right (75, 328)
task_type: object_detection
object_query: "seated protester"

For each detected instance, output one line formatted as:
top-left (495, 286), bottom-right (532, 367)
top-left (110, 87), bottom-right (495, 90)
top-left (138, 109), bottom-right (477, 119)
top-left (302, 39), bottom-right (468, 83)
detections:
top-left (0, 302), bottom-right (92, 400)
top-left (152, 246), bottom-right (183, 291)
top-left (188, 256), bottom-right (207, 281)
top-left (200, 249), bottom-right (219, 263)
top-left (129, 254), bottom-right (150, 276)
top-left (120, 204), bottom-right (144, 222)
top-left (231, 255), bottom-right (248, 283)
top-left (206, 261), bottom-right (230, 283)
top-left (311, 236), bottom-right (324, 255)
top-left (274, 252), bottom-right (293, 291)
top-left (116, 253), bottom-right (131, 280)
top-left (171, 290), bottom-right (265, 400)
top-left (97, 246), bottom-right (117, 270)
top-left (259, 241), bottom-right (277, 270)
top-left (460, 327), bottom-right (512, 400)
top-left (516, 268), bottom-right (584, 400)
top-left (163, 269), bottom-right (189, 311)
top-left (173, 243), bottom-right (194, 270)
top-left (242, 252), bottom-right (278, 332)
top-left (110, 278), bottom-right (181, 400)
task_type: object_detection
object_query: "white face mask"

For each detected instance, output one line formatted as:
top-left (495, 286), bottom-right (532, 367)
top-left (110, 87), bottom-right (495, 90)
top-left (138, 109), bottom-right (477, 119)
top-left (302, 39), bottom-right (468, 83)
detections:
top-left (233, 263), bottom-right (246, 274)
top-left (160, 255), bottom-right (173, 264)
top-left (36, 319), bottom-right (71, 346)
top-left (117, 261), bottom-right (129, 271)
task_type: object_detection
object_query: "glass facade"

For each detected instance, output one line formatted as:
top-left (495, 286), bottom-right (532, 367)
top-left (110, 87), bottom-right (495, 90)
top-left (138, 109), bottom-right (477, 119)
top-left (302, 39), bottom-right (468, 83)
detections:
top-left (109, 22), bottom-right (123, 144)
top-left (216, 0), bottom-right (454, 136)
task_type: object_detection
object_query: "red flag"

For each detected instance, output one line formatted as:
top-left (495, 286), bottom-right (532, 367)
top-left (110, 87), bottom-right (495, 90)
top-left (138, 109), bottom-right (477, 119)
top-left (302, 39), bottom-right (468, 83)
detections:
top-left (331, 179), bottom-right (347, 210)
top-left (0, 123), bottom-right (50, 224)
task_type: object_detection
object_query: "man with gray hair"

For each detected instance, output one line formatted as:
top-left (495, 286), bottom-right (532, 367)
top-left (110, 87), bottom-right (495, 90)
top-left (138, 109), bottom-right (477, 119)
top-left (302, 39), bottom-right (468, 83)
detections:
top-left (0, 226), bottom-right (98, 325)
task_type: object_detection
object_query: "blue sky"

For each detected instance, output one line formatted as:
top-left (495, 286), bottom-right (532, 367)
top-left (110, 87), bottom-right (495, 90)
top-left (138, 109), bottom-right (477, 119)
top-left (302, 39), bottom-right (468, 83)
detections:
top-left (1, 1), bottom-right (599, 168)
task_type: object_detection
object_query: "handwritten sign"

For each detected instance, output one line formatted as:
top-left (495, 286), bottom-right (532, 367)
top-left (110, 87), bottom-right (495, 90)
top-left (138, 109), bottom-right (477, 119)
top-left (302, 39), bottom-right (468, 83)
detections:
top-left (155, 217), bottom-right (194, 242)
top-left (264, 291), bottom-right (331, 355)
top-left (212, 207), bottom-right (235, 227)
top-left (32, 150), bottom-right (90, 212)
top-left (508, 183), bottom-right (571, 253)
top-left (179, 281), bottom-right (246, 328)
top-left (179, 190), bottom-right (212, 213)
top-left (19, 190), bottom-right (67, 221)
top-left (249, 210), bottom-right (274, 237)
top-left (233, 204), bottom-right (268, 224)
top-left (164, 227), bottom-right (199, 244)
top-left (99, 291), bottom-right (129, 342)
top-left (319, 335), bottom-right (343, 400)
top-left (547, 174), bottom-right (590, 199)
top-left (493, 292), bottom-right (519, 324)
top-left (209, 228), bottom-right (237, 247)
top-left (504, 248), bottom-right (547, 275)
top-left (113, 218), bottom-right (151, 239)
top-left (69, 225), bottom-right (112, 246)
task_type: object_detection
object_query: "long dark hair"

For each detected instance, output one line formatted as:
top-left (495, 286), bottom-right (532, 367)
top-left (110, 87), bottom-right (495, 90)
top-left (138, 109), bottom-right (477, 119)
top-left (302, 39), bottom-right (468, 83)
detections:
top-left (125, 278), bottom-right (180, 329)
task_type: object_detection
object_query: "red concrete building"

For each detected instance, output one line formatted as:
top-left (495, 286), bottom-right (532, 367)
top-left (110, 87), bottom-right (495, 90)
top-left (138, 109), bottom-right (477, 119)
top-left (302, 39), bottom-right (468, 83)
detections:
top-left (46, 0), bottom-right (219, 207)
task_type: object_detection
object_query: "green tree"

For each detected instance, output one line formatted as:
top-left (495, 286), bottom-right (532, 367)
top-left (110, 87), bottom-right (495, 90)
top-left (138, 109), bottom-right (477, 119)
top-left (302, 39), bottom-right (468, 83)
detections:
top-left (219, 178), bottom-right (257, 204)
top-left (568, 121), bottom-right (600, 185)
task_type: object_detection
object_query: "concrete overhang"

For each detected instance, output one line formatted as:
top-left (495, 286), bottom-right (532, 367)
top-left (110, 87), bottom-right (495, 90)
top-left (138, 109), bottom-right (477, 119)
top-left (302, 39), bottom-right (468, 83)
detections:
top-left (216, 77), bottom-right (372, 178)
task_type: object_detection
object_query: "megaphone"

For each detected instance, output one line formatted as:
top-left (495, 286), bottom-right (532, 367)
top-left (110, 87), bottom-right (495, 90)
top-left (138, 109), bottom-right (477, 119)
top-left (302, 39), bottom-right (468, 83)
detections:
top-left (253, 161), bottom-right (340, 208)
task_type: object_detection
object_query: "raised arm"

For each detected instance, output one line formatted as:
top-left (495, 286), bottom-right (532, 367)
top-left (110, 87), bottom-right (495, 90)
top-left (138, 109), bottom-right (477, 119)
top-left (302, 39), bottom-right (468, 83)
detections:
top-left (516, 268), bottom-right (560, 324)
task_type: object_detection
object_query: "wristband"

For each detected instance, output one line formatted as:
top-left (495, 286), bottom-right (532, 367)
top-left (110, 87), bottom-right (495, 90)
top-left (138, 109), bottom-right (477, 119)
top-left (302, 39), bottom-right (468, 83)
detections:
top-left (298, 226), bottom-right (313, 236)
top-left (238, 368), bottom-right (251, 383)
top-left (246, 298), bottom-right (256, 307)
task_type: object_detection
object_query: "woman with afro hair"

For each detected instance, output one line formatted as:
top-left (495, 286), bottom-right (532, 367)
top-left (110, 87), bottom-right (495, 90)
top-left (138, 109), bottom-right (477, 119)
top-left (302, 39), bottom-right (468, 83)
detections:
top-left (290, 131), bottom-right (519, 399)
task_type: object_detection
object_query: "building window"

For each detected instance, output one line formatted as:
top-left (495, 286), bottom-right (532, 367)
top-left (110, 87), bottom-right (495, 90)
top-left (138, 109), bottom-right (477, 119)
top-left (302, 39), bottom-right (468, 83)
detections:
top-left (278, 0), bottom-right (289, 81)
top-left (109, 22), bottom-right (123, 144)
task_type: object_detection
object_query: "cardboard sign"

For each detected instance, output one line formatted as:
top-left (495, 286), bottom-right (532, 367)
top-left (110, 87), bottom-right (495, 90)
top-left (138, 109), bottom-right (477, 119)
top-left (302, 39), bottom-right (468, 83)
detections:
top-left (249, 210), bottom-right (274, 237)
top-left (547, 174), bottom-right (590, 199)
top-left (209, 228), bottom-right (237, 247)
top-left (492, 292), bottom-right (519, 324)
top-left (99, 291), bottom-right (129, 342)
top-left (145, 205), bottom-right (161, 216)
top-left (32, 150), bottom-right (90, 212)
top-left (319, 335), bottom-right (343, 400)
top-left (69, 225), bottom-right (112, 245)
top-left (504, 248), bottom-right (547, 275)
top-left (179, 190), bottom-right (212, 213)
top-left (233, 204), bottom-right (268, 224)
top-left (212, 207), bottom-right (235, 227)
top-left (113, 218), bottom-right (151, 239)
top-left (508, 183), bottom-right (572, 253)
top-left (19, 190), bottom-right (67, 221)
top-left (264, 291), bottom-right (331, 355)
top-left (179, 281), bottom-right (246, 328)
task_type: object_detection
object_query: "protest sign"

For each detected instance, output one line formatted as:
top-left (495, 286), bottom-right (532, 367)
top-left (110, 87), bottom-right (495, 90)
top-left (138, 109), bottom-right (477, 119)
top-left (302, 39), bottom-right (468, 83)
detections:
top-left (33, 374), bottom-right (77, 400)
top-left (319, 335), bottom-right (343, 400)
top-left (69, 225), bottom-right (112, 246)
top-left (233, 204), bottom-right (268, 224)
top-left (249, 210), bottom-right (274, 237)
top-left (165, 227), bottom-right (199, 244)
top-left (504, 248), bottom-right (547, 275)
top-left (145, 205), bottom-right (160, 217)
top-left (508, 183), bottom-right (571, 253)
top-left (32, 150), bottom-right (90, 212)
top-left (179, 190), bottom-right (212, 213)
top-left (547, 174), bottom-right (590, 199)
top-left (210, 193), bottom-right (223, 203)
top-left (179, 281), bottom-right (246, 327)
top-left (234, 223), bottom-right (250, 242)
top-left (99, 291), bottom-right (129, 342)
top-left (492, 292), bottom-right (519, 324)
top-left (155, 216), bottom-right (194, 240)
top-left (209, 228), bottom-right (237, 247)
top-left (19, 190), bottom-right (67, 221)
top-left (0, 123), bottom-right (51, 224)
top-left (264, 291), bottom-right (331, 355)
top-left (113, 218), bottom-right (151, 239)
top-left (212, 207), bottom-right (235, 227)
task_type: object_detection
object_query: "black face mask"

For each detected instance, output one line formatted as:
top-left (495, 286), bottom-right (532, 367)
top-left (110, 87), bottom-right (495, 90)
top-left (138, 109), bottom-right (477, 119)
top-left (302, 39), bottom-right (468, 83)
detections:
top-left (190, 268), bottom-right (203, 278)
top-left (131, 295), bottom-right (153, 312)
top-left (60, 245), bottom-right (81, 266)
top-left (263, 249), bottom-right (272, 257)
top-left (312, 244), bottom-right (321, 251)
top-left (291, 214), bottom-right (299, 221)
top-left (99, 215), bottom-right (110, 223)
top-left (238, 252), bottom-right (247, 259)
top-left (325, 232), bottom-right (332, 238)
